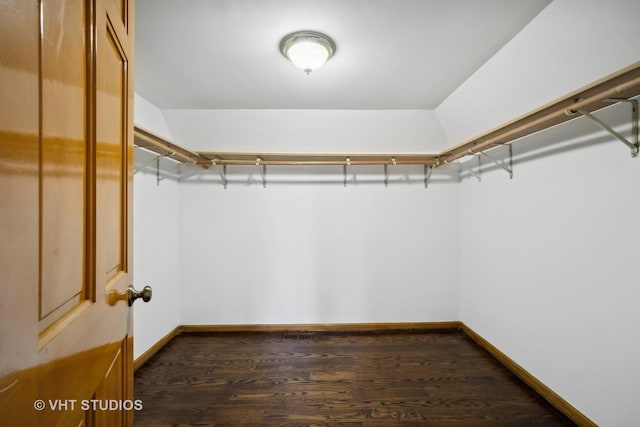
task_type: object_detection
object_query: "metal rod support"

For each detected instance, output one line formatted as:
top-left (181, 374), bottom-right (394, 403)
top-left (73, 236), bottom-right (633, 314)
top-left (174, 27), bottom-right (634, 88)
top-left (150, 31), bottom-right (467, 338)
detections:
top-left (222, 165), bottom-right (227, 189)
top-left (384, 164), bottom-right (389, 187)
top-left (260, 164), bottom-right (267, 188)
top-left (343, 164), bottom-right (347, 187)
top-left (509, 144), bottom-right (513, 178)
top-left (607, 98), bottom-right (639, 157)
top-left (157, 160), bottom-right (181, 184)
top-left (134, 151), bottom-right (175, 175)
top-left (480, 146), bottom-right (513, 179)
top-left (424, 165), bottom-right (434, 189)
top-left (457, 155), bottom-right (481, 182)
top-left (214, 162), bottom-right (227, 189)
top-left (577, 103), bottom-right (638, 157)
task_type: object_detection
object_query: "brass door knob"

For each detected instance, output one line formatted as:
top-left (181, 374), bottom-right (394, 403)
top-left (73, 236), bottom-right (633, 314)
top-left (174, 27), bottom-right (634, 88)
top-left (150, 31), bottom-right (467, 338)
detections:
top-left (128, 285), bottom-right (152, 306)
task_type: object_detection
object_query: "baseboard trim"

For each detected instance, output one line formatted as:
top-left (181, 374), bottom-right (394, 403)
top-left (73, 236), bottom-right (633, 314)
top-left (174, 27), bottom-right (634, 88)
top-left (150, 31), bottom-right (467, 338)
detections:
top-left (134, 321), bottom-right (595, 426)
top-left (459, 323), bottom-right (596, 427)
top-left (134, 326), bottom-right (181, 372)
top-left (179, 321), bottom-right (461, 334)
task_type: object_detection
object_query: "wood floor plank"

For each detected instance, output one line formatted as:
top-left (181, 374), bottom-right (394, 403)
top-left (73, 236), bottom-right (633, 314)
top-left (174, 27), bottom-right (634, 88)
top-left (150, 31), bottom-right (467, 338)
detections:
top-left (134, 330), bottom-right (576, 426)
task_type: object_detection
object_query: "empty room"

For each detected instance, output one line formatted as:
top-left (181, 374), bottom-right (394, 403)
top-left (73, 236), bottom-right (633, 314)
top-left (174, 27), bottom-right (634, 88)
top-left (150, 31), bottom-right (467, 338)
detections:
top-left (1, 0), bottom-right (639, 426)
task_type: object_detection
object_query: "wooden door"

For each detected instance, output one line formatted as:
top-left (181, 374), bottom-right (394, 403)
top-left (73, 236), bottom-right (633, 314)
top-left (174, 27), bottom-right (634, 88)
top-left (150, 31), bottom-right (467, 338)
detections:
top-left (0, 0), bottom-right (136, 425)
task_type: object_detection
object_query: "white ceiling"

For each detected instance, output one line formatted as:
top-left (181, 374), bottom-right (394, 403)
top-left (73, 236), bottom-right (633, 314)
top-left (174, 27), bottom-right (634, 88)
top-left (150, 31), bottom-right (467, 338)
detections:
top-left (135, 0), bottom-right (552, 110)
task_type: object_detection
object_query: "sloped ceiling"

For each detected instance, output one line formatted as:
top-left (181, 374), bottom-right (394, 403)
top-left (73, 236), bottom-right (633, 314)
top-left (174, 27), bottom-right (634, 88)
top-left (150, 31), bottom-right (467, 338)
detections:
top-left (135, 0), bottom-right (552, 110)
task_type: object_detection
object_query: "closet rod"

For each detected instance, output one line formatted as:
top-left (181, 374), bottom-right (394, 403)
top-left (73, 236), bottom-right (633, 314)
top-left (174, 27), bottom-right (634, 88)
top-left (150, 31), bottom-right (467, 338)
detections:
top-left (198, 151), bottom-right (439, 166)
top-left (236, 160), bottom-right (436, 166)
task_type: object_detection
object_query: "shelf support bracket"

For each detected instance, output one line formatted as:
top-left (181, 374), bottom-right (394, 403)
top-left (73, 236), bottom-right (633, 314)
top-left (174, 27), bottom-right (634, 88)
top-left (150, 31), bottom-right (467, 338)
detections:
top-left (479, 145), bottom-right (513, 179)
top-left (255, 158), bottom-right (267, 188)
top-left (344, 157), bottom-right (350, 187)
top-left (458, 155), bottom-right (481, 182)
top-left (134, 150), bottom-right (175, 175)
top-left (384, 157), bottom-right (396, 187)
top-left (576, 99), bottom-right (638, 157)
top-left (213, 160), bottom-right (227, 189)
top-left (157, 161), bottom-right (182, 185)
top-left (384, 164), bottom-right (389, 187)
top-left (424, 165), bottom-right (433, 189)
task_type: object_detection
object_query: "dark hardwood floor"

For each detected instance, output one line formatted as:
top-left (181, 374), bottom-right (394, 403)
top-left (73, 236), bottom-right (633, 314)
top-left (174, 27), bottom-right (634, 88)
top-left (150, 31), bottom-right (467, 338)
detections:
top-left (134, 329), bottom-right (576, 426)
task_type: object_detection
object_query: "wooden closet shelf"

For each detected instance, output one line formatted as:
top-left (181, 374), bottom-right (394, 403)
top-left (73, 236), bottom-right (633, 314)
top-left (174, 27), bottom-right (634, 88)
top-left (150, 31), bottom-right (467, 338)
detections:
top-left (198, 152), bottom-right (439, 166)
top-left (439, 60), bottom-right (640, 163)
top-left (134, 127), bottom-right (210, 168)
top-left (134, 61), bottom-right (640, 169)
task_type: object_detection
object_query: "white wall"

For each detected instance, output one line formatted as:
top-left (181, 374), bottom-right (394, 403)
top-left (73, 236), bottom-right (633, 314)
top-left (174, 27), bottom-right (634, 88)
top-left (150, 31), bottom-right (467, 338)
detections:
top-left (134, 93), bottom-right (174, 140)
top-left (163, 108), bottom-right (459, 327)
top-left (178, 181), bottom-right (460, 325)
top-left (133, 95), bottom-right (181, 359)
top-left (133, 100), bottom-right (459, 347)
top-left (458, 104), bottom-right (640, 427)
top-left (437, 1), bottom-right (640, 425)
top-left (437, 0), bottom-right (640, 143)
top-left (163, 109), bottom-right (449, 153)
top-left (132, 173), bottom-right (181, 359)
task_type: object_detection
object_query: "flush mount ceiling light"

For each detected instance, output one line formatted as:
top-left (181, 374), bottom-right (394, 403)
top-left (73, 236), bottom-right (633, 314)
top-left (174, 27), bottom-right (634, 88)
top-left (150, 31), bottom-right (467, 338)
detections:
top-left (279, 31), bottom-right (336, 74)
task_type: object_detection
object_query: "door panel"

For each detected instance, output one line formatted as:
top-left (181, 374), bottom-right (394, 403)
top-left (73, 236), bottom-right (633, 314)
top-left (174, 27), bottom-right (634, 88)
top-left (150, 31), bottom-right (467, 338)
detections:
top-left (0, 0), bottom-right (135, 425)
top-left (97, 19), bottom-right (128, 281)
top-left (94, 338), bottom-right (133, 426)
top-left (106, 0), bottom-right (128, 30)
top-left (40, 0), bottom-right (87, 329)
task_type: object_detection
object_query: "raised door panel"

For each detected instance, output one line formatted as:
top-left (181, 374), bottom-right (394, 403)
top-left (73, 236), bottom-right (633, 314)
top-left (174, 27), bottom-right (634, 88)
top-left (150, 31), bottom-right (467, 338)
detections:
top-left (109, 0), bottom-right (128, 30)
top-left (39, 0), bottom-right (88, 331)
top-left (97, 10), bottom-right (130, 286)
top-left (94, 338), bottom-right (134, 426)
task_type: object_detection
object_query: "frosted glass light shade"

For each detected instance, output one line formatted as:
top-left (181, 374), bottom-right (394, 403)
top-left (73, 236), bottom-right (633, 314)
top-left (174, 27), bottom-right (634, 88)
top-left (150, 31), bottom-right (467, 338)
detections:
top-left (280, 31), bottom-right (336, 74)
top-left (287, 41), bottom-right (330, 73)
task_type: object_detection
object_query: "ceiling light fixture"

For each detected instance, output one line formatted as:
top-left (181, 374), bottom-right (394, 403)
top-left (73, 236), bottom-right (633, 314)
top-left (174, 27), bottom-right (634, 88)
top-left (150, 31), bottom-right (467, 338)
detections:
top-left (280, 31), bottom-right (336, 75)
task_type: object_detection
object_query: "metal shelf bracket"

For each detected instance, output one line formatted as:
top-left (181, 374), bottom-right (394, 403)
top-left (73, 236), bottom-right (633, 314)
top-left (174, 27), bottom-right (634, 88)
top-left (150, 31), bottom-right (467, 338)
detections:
top-left (157, 163), bottom-right (182, 186)
top-left (479, 145), bottom-right (513, 179)
top-left (256, 158), bottom-right (267, 188)
top-left (384, 164), bottom-right (389, 187)
top-left (344, 157), bottom-right (350, 187)
top-left (424, 164), bottom-right (433, 189)
top-left (576, 98), bottom-right (638, 157)
top-left (458, 155), bottom-right (481, 182)
top-left (133, 148), bottom-right (175, 175)
top-left (213, 159), bottom-right (227, 189)
top-left (384, 157), bottom-right (396, 187)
